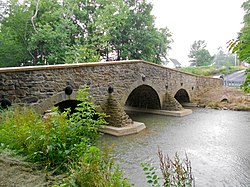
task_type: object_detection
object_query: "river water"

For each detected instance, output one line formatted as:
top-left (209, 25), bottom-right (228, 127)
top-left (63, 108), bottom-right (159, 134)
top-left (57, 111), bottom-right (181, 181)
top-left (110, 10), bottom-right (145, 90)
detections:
top-left (101, 108), bottom-right (250, 186)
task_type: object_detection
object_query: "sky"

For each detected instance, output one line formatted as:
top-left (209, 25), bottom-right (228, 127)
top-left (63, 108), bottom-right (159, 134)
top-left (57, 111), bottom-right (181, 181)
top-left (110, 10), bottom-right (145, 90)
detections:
top-left (150, 0), bottom-right (245, 66)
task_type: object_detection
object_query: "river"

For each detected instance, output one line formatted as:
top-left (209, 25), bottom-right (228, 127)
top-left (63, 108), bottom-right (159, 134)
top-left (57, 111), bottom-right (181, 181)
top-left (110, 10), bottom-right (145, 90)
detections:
top-left (101, 108), bottom-right (250, 186)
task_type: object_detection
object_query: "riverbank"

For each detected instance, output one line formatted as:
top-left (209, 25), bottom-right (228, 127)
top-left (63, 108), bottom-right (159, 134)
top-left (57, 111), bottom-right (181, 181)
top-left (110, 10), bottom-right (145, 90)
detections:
top-left (193, 86), bottom-right (250, 111)
top-left (0, 150), bottom-right (58, 187)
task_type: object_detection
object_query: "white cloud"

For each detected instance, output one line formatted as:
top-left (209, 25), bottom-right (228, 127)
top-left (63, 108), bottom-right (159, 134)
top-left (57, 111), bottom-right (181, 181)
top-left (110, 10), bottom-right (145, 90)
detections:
top-left (150, 0), bottom-right (245, 66)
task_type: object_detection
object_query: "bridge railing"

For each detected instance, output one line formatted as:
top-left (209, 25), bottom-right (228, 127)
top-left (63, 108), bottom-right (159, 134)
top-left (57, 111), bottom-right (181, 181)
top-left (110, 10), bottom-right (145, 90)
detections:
top-left (224, 80), bottom-right (244, 87)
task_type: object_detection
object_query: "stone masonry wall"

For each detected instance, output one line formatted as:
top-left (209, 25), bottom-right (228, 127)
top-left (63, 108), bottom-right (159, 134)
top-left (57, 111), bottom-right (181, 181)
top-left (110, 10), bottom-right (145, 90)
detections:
top-left (0, 60), bottom-right (223, 126)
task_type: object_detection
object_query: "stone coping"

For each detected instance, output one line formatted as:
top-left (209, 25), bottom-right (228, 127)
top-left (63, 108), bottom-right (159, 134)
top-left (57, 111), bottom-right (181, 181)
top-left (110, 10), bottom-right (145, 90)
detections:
top-left (0, 59), bottom-right (223, 81)
top-left (0, 60), bottom-right (140, 72)
top-left (98, 121), bottom-right (146, 136)
top-left (125, 106), bottom-right (193, 117)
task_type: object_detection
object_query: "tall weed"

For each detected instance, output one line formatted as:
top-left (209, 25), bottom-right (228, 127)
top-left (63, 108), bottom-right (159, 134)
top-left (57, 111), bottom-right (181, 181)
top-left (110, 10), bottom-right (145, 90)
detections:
top-left (142, 148), bottom-right (194, 187)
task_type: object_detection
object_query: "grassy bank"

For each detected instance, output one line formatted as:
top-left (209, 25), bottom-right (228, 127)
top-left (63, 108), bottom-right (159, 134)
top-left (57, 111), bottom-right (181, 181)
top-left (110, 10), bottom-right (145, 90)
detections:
top-left (179, 66), bottom-right (245, 76)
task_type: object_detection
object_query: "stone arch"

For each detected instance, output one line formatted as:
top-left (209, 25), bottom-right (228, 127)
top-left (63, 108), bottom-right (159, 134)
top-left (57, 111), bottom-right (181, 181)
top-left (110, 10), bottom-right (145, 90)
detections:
top-left (174, 89), bottom-right (190, 104)
top-left (34, 91), bottom-right (77, 114)
top-left (125, 85), bottom-right (161, 109)
top-left (121, 80), bottom-right (162, 107)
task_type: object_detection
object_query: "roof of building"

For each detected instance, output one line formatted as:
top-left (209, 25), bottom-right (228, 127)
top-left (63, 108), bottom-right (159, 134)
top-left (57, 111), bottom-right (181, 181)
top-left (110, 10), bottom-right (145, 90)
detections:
top-left (169, 58), bottom-right (181, 67)
top-left (162, 57), bottom-right (182, 67)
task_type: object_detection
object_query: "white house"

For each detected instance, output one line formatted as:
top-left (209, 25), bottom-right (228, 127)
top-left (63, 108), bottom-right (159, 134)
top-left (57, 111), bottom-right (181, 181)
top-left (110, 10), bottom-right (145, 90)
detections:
top-left (161, 57), bottom-right (182, 68)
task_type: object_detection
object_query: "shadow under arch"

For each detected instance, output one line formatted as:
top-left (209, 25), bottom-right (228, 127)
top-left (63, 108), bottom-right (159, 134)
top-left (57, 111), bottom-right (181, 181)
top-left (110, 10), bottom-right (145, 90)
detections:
top-left (125, 85), bottom-right (161, 109)
top-left (54, 100), bottom-right (81, 113)
top-left (174, 89), bottom-right (190, 104)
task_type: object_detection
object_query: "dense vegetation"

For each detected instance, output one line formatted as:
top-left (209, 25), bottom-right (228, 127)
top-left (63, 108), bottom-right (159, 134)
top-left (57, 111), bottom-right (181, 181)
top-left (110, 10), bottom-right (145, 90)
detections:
top-left (0, 0), bottom-right (172, 67)
top-left (0, 87), bottom-right (131, 186)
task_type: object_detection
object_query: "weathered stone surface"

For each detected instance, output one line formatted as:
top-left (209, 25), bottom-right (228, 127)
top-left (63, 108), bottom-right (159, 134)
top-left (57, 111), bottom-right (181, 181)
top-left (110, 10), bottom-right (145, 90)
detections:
top-left (21, 97), bottom-right (39, 103)
top-left (0, 60), bottom-right (223, 127)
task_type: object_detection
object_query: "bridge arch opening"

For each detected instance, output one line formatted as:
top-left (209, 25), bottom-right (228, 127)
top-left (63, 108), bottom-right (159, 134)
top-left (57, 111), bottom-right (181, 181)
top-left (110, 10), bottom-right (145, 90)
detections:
top-left (174, 89), bottom-right (190, 104)
top-left (54, 100), bottom-right (81, 113)
top-left (125, 85), bottom-right (161, 109)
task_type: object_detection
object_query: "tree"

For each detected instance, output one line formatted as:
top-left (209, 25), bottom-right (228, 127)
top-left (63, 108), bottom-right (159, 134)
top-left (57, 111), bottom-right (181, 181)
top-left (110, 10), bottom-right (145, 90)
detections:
top-left (228, 1), bottom-right (250, 63)
top-left (213, 47), bottom-right (236, 67)
top-left (188, 40), bottom-right (214, 66)
top-left (0, 0), bottom-right (82, 66)
top-left (0, 0), bottom-right (172, 67)
top-left (228, 0), bottom-right (250, 92)
top-left (100, 0), bottom-right (172, 63)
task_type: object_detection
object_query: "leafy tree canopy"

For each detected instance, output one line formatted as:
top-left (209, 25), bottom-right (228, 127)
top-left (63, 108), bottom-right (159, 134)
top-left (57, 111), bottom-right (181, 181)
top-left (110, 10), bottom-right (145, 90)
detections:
top-left (0, 0), bottom-right (172, 67)
top-left (228, 0), bottom-right (250, 63)
top-left (228, 0), bottom-right (250, 92)
top-left (188, 40), bottom-right (214, 66)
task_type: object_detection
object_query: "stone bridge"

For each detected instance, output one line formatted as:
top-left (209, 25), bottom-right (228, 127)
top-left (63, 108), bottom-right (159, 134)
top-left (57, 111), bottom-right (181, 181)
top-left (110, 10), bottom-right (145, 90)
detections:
top-left (0, 60), bottom-right (223, 135)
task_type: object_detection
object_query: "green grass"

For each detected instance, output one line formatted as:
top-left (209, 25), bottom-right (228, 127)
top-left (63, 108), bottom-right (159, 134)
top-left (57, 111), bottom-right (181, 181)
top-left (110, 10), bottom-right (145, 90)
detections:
top-left (179, 66), bottom-right (246, 76)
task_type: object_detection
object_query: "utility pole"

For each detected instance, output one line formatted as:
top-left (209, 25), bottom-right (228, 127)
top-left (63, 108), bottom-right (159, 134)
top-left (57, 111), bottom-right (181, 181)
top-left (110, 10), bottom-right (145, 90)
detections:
top-left (234, 54), bottom-right (237, 66)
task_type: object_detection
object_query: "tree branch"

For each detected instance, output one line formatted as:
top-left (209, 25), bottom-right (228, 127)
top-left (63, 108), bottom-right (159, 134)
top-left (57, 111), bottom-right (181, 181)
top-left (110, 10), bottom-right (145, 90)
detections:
top-left (31, 0), bottom-right (40, 33)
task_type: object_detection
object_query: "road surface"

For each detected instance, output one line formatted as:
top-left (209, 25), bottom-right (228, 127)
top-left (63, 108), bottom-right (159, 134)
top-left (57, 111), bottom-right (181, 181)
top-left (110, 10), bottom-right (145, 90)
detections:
top-left (223, 70), bottom-right (246, 87)
top-left (224, 70), bottom-right (246, 82)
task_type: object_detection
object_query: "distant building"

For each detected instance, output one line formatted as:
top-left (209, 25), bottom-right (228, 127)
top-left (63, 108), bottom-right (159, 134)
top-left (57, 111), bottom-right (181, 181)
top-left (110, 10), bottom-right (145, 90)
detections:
top-left (161, 57), bottom-right (182, 68)
top-left (241, 61), bottom-right (250, 67)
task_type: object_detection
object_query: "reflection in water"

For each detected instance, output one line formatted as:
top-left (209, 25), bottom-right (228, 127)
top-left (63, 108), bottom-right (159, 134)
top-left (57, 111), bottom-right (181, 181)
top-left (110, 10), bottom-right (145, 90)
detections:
top-left (101, 108), bottom-right (250, 186)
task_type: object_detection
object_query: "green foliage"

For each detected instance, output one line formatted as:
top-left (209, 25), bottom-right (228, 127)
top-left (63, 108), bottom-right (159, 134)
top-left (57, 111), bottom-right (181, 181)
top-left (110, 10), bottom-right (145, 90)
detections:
top-left (0, 87), bottom-right (132, 186)
top-left (0, 87), bottom-right (107, 171)
top-left (0, 0), bottom-right (172, 67)
top-left (142, 149), bottom-right (194, 187)
top-left (54, 146), bottom-right (132, 187)
top-left (188, 40), bottom-right (214, 66)
top-left (228, 0), bottom-right (250, 63)
top-left (227, 1), bottom-right (250, 92)
top-left (106, 0), bottom-right (172, 64)
top-left (0, 0), bottom-right (32, 67)
top-left (240, 68), bottom-right (250, 93)
top-left (141, 162), bottom-right (161, 187)
top-left (0, 107), bottom-right (44, 153)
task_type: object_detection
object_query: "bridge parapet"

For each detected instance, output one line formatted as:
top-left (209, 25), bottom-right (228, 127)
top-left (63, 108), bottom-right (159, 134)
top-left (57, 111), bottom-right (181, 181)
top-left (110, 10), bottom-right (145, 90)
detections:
top-left (0, 60), bottom-right (223, 129)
